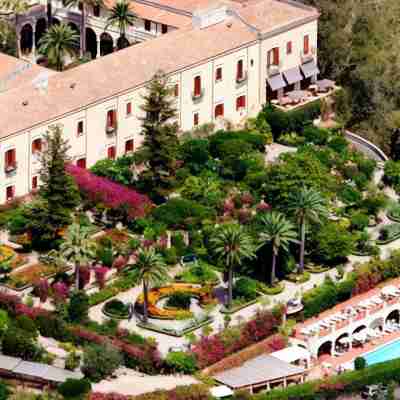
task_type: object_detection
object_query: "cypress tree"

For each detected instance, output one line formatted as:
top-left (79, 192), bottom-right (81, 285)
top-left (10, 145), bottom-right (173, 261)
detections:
top-left (138, 71), bottom-right (179, 202)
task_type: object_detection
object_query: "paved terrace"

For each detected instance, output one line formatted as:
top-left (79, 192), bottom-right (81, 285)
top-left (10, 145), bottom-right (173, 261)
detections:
top-left (292, 277), bottom-right (400, 360)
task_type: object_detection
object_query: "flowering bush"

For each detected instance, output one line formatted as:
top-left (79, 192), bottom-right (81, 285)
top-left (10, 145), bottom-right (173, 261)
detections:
top-left (79, 266), bottom-right (91, 289)
top-left (89, 393), bottom-right (131, 400)
top-left (66, 164), bottom-right (152, 217)
top-left (52, 281), bottom-right (70, 302)
top-left (352, 271), bottom-right (382, 295)
top-left (35, 279), bottom-right (50, 303)
top-left (193, 308), bottom-right (283, 369)
top-left (112, 255), bottom-right (127, 272)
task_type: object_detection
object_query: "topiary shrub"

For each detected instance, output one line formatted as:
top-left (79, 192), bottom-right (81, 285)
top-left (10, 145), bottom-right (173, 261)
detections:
top-left (233, 277), bottom-right (258, 301)
top-left (103, 299), bottom-right (129, 318)
top-left (165, 351), bottom-right (198, 374)
top-left (354, 356), bottom-right (366, 370)
top-left (82, 343), bottom-right (123, 382)
top-left (166, 292), bottom-right (192, 310)
top-left (350, 211), bottom-right (369, 231)
top-left (58, 378), bottom-right (91, 399)
top-left (15, 315), bottom-right (38, 338)
top-left (303, 125), bottom-right (330, 145)
top-left (68, 291), bottom-right (89, 323)
top-left (36, 315), bottom-right (70, 342)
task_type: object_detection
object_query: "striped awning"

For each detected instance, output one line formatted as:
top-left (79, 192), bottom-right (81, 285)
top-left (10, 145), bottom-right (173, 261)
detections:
top-left (283, 67), bottom-right (303, 85)
top-left (300, 60), bottom-right (320, 78)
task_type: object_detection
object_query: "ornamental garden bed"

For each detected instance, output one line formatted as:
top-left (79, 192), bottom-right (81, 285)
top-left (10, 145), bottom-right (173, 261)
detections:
top-left (95, 228), bottom-right (134, 244)
top-left (134, 283), bottom-right (215, 320)
top-left (137, 315), bottom-right (213, 337)
top-left (174, 261), bottom-right (220, 286)
top-left (286, 271), bottom-right (311, 284)
top-left (305, 263), bottom-right (331, 274)
top-left (220, 296), bottom-right (260, 314)
top-left (102, 299), bottom-right (131, 320)
top-left (2, 263), bottom-right (69, 291)
top-left (376, 223), bottom-right (400, 245)
top-left (257, 281), bottom-right (285, 295)
top-left (0, 245), bottom-right (28, 272)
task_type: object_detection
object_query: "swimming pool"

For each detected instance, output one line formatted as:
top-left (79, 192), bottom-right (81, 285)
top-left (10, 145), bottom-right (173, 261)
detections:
top-left (364, 340), bottom-right (400, 366)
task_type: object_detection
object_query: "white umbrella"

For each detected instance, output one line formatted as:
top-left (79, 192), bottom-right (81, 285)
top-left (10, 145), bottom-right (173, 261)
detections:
top-left (338, 337), bottom-right (351, 344)
top-left (382, 285), bottom-right (399, 296)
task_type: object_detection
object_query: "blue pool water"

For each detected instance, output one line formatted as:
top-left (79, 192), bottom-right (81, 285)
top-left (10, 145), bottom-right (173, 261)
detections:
top-left (364, 340), bottom-right (400, 365)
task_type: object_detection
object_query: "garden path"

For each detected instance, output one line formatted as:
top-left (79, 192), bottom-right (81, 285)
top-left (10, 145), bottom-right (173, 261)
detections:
top-left (92, 367), bottom-right (198, 396)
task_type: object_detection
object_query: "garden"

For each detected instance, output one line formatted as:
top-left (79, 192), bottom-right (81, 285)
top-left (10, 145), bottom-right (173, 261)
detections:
top-left (1, 74), bottom-right (400, 397)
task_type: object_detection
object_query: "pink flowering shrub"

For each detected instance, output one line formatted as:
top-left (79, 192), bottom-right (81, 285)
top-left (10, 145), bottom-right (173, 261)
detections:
top-left (112, 255), bottom-right (127, 272)
top-left (66, 164), bottom-right (152, 217)
top-left (193, 308), bottom-right (283, 369)
top-left (52, 281), bottom-right (70, 302)
top-left (94, 266), bottom-right (109, 289)
top-left (15, 303), bottom-right (50, 319)
top-left (79, 266), bottom-right (91, 289)
top-left (241, 192), bottom-right (254, 206)
top-left (89, 394), bottom-right (131, 400)
top-left (256, 200), bottom-right (271, 213)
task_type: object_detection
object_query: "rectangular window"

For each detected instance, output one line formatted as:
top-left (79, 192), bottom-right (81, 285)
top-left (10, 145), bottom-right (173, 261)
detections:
top-left (215, 67), bottom-right (222, 82)
top-left (125, 139), bottom-right (134, 153)
top-left (6, 185), bottom-right (14, 201)
top-left (236, 95), bottom-right (246, 110)
top-left (161, 24), bottom-right (168, 34)
top-left (174, 83), bottom-right (179, 98)
top-left (236, 60), bottom-right (244, 81)
top-left (32, 138), bottom-right (42, 154)
top-left (214, 103), bottom-right (224, 118)
top-left (286, 41), bottom-right (292, 54)
top-left (193, 112), bottom-right (199, 126)
top-left (107, 146), bottom-right (116, 160)
top-left (304, 35), bottom-right (310, 55)
top-left (144, 20), bottom-right (151, 31)
top-left (77, 121), bottom-right (84, 136)
top-left (32, 176), bottom-right (38, 190)
top-left (126, 102), bottom-right (132, 116)
top-left (5, 149), bottom-right (16, 169)
top-left (106, 109), bottom-right (117, 130)
top-left (194, 76), bottom-right (201, 97)
top-left (77, 158), bottom-right (86, 169)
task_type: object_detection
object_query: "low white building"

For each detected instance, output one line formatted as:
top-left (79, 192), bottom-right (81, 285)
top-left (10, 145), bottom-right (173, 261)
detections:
top-left (0, 0), bottom-right (319, 204)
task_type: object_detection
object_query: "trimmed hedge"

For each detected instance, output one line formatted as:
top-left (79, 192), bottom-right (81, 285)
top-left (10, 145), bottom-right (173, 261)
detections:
top-left (260, 100), bottom-right (321, 138)
top-left (254, 358), bottom-right (400, 400)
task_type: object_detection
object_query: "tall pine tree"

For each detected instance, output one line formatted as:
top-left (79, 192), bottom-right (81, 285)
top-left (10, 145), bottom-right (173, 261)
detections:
top-left (25, 125), bottom-right (80, 249)
top-left (138, 71), bottom-right (179, 202)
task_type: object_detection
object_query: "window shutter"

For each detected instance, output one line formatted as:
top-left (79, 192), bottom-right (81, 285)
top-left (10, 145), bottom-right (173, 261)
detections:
top-left (267, 50), bottom-right (271, 66)
top-left (237, 60), bottom-right (243, 80)
top-left (194, 76), bottom-right (201, 96)
top-left (287, 41), bottom-right (292, 54)
top-left (174, 84), bottom-right (179, 97)
top-left (32, 176), bottom-right (38, 190)
top-left (6, 149), bottom-right (15, 166)
top-left (304, 35), bottom-right (309, 54)
top-left (77, 121), bottom-right (84, 135)
top-left (6, 186), bottom-right (14, 201)
top-left (108, 146), bottom-right (116, 159)
top-left (193, 113), bottom-right (199, 126)
top-left (126, 102), bottom-right (132, 115)
top-left (77, 158), bottom-right (86, 168)
top-left (125, 139), bottom-right (134, 153)
top-left (273, 47), bottom-right (279, 65)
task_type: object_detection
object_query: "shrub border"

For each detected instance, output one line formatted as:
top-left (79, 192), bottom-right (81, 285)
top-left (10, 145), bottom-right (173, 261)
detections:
top-left (101, 305), bottom-right (130, 320)
top-left (220, 297), bottom-right (260, 315)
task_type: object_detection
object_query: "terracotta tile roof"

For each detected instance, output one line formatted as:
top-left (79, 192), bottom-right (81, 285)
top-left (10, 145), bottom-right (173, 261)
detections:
top-left (0, 53), bottom-right (56, 93)
top-left (0, 0), bottom-right (317, 138)
top-left (133, 0), bottom-right (229, 14)
top-left (103, 0), bottom-right (191, 27)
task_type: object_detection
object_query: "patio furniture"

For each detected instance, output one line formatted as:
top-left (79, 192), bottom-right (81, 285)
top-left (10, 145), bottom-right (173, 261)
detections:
top-left (316, 79), bottom-right (335, 93)
top-left (286, 90), bottom-right (308, 103)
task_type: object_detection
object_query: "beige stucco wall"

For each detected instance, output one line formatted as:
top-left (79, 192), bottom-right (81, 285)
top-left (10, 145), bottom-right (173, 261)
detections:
top-left (0, 16), bottom-right (318, 203)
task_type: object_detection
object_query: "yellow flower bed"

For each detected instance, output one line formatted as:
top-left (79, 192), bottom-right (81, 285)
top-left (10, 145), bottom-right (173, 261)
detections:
top-left (0, 245), bottom-right (15, 263)
top-left (136, 283), bottom-right (214, 320)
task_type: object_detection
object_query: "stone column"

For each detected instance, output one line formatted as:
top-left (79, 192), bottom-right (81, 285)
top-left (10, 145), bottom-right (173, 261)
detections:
top-left (96, 39), bottom-right (101, 58)
top-left (32, 26), bottom-right (36, 59)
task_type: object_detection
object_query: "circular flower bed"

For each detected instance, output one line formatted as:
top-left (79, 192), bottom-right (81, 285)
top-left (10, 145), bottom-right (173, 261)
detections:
top-left (135, 283), bottom-right (214, 320)
top-left (0, 245), bottom-right (15, 264)
top-left (102, 299), bottom-right (130, 319)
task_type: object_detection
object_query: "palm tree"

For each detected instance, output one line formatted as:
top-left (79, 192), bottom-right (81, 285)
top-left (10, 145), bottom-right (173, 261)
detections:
top-left (288, 188), bottom-right (328, 274)
top-left (133, 248), bottom-right (168, 323)
top-left (59, 223), bottom-right (95, 290)
top-left (259, 212), bottom-right (297, 286)
top-left (210, 224), bottom-right (255, 309)
top-left (64, 0), bottom-right (104, 58)
top-left (105, 0), bottom-right (136, 50)
top-left (38, 23), bottom-right (79, 71)
top-left (0, 0), bottom-right (29, 58)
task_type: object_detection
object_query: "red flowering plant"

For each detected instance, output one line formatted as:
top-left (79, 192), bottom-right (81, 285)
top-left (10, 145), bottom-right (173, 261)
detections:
top-left (79, 266), bottom-right (91, 289)
top-left (52, 281), bottom-right (70, 302)
top-left (34, 279), bottom-right (50, 303)
top-left (66, 164), bottom-right (153, 217)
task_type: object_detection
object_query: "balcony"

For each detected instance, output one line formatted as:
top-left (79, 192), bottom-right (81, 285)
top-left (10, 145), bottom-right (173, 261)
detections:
top-left (4, 163), bottom-right (17, 175)
top-left (236, 71), bottom-right (248, 85)
top-left (105, 125), bottom-right (117, 136)
top-left (267, 64), bottom-right (280, 77)
top-left (191, 89), bottom-right (204, 102)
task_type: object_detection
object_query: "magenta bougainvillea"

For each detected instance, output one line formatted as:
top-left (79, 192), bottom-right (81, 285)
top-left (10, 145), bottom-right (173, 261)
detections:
top-left (35, 279), bottom-right (50, 303)
top-left (52, 281), bottom-right (70, 302)
top-left (79, 266), bottom-right (91, 289)
top-left (66, 164), bottom-right (152, 217)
